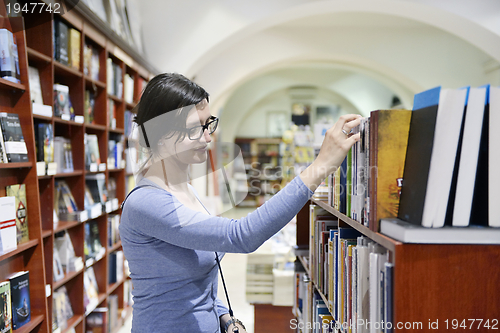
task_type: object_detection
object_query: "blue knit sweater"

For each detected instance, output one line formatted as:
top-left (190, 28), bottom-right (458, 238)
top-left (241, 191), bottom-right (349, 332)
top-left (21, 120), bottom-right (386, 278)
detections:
top-left (119, 176), bottom-right (313, 332)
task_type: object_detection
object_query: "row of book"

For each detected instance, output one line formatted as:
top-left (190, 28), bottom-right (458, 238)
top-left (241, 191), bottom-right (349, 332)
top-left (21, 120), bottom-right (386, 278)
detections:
top-left (54, 19), bottom-right (80, 70)
top-left (55, 176), bottom-right (119, 224)
top-left (323, 85), bottom-right (500, 242)
top-left (0, 184), bottom-right (29, 255)
top-left (85, 133), bottom-right (125, 172)
top-left (295, 205), bottom-right (393, 333)
top-left (0, 28), bottom-right (21, 84)
top-left (53, 231), bottom-right (84, 283)
top-left (0, 270), bottom-right (31, 332)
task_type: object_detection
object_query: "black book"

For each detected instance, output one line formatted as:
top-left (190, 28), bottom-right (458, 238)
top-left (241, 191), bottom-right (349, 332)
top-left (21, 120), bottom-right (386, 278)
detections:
top-left (54, 20), bottom-right (69, 65)
top-left (8, 271), bottom-right (30, 330)
top-left (398, 87), bottom-right (441, 226)
top-left (35, 123), bottom-right (54, 163)
top-left (0, 113), bottom-right (28, 163)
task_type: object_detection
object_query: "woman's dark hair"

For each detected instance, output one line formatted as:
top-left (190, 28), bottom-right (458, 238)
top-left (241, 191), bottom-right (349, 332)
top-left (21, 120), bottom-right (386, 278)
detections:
top-left (134, 73), bottom-right (209, 150)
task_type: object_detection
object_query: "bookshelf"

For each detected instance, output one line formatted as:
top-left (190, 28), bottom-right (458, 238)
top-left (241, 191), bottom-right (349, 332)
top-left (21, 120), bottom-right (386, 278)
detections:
top-left (0, 1), bottom-right (155, 332)
top-left (294, 198), bottom-right (500, 332)
top-left (235, 137), bottom-right (283, 207)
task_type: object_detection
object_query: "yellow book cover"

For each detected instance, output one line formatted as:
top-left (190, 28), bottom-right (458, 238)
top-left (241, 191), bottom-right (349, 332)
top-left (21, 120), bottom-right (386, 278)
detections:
top-left (372, 109), bottom-right (411, 231)
top-left (5, 184), bottom-right (29, 245)
top-left (68, 28), bottom-right (81, 70)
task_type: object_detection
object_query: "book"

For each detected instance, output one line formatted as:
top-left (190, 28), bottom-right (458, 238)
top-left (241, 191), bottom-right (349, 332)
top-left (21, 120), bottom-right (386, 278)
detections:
top-left (0, 29), bottom-right (20, 84)
top-left (0, 281), bottom-right (12, 333)
top-left (490, 86), bottom-right (500, 227)
top-left (5, 184), bottom-right (29, 245)
top-left (35, 123), bottom-right (54, 164)
top-left (0, 113), bottom-right (28, 163)
top-left (108, 98), bottom-right (116, 129)
top-left (83, 42), bottom-right (92, 77)
top-left (53, 286), bottom-right (74, 329)
top-left (85, 133), bottom-right (101, 170)
top-left (8, 271), bottom-right (30, 329)
top-left (368, 110), bottom-right (411, 232)
top-left (422, 87), bottom-right (468, 228)
top-left (452, 86), bottom-right (489, 226)
top-left (84, 90), bottom-right (95, 124)
top-left (86, 174), bottom-right (108, 205)
top-left (54, 231), bottom-right (83, 273)
top-left (86, 307), bottom-right (108, 333)
top-left (0, 196), bottom-right (17, 254)
top-left (54, 136), bottom-right (74, 174)
top-left (53, 248), bottom-right (65, 282)
top-left (84, 220), bottom-right (104, 263)
top-left (53, 84), bottom-right (73, 120)
top-left (28, 66), bottom-right (43, 105)
top-left (68, 28), bottom-right (80, 70)
top-left (380, 218), bottom-right (500, 244)
top-left (54, 20), bottom-right (68, 65)
top-left (0, 122), bottom-right (7, 163)
top-left (124, 73), bottom-right (134, 104)
top-left (83, 267), bottom-right (99, 315)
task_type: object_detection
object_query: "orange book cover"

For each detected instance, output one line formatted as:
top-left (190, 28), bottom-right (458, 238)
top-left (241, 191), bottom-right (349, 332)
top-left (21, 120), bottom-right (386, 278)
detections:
top-left (370, 110), bottom-right (411, 231)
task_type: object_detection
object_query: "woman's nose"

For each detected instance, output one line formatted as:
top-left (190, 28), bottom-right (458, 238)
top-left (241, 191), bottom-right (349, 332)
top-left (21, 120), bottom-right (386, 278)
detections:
top-left (202, 128), bottom-right (212, 143)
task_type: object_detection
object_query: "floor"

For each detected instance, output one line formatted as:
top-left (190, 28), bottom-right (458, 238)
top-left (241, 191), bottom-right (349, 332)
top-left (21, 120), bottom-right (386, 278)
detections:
top-left (117, 207), bottom-right (256, 333)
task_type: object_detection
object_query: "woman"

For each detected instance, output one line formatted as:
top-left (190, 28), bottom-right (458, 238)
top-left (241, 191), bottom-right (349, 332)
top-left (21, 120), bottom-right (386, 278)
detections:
top-left (119, 73), bottom-right (361, 332)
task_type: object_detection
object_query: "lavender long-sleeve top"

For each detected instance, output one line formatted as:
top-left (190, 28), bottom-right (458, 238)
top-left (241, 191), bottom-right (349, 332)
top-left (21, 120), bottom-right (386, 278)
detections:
top-left (119, 176), bottom-right (313, 332)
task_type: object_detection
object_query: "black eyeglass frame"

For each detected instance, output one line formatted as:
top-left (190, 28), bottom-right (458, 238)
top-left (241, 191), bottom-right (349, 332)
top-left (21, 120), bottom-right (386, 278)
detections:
top-left (184, 116), bottom-right (219, 140)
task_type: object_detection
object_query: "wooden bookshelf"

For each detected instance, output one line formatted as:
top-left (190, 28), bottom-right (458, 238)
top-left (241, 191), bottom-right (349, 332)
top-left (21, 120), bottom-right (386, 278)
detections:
top-left (0, 1), bottom-right (156, 332)
top-left (295, 200), bottom-right (500, 332)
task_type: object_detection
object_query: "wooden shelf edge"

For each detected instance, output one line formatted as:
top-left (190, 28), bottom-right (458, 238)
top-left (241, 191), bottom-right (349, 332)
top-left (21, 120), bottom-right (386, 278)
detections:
top-left (12, 314), bottom-right (44, 333)
top-left (84, 123), bottom-right (107, 131)
top-left (0, 77), bottom-right (26, 91)
top-left (54, 170), bottom-right (84, 178)
top-left (84, 76), bottom-right (106, 89)
top-left (108, 241), bottom-right (122, 253)
top-left (311, 199), bottom-right (399, 252)
top-left (54, 221), bottom-right (82, 233)
top-left (42, 230), bottom-right (52, 238)
top-left (108, 94), bottom-right (123, 103)
top-left (62, 314), bottom-right (84, 333)
top-left (0, 162), bottom-right (32, 169)
top-left (26, 47), bottom-right (51, 63)
top-left (54, 61), bottom-right (83, 78)
top-left (107, 278), bottom-right (125, 294)
top-left (0, 239), bottom-right (39, 262)
top-left (53, 268), bottom-right (83, 290)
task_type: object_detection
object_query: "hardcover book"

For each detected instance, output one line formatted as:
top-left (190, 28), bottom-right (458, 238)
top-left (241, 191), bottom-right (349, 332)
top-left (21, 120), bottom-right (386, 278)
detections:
top-left (0, 196), bottom-right (17, 254)
top-left (5, 184), bottom-right (29, 245)
top-left (368, 109), bottom-right (411, 232)
top-left (85, 133), bottom-right (101, 170)
top-left (0, 113), bottom-right (28, 163)
top-left (0, 281), bottom-right (12, 333)
top-left (8, 271), bottom-right (30, 330)
top-left (53, 84), bottom-right (72, 119)
top-left (35, 123), bottom-right (54, 164)
top-left (0, 123), bottom-right (7, 163)
top-left (68, 28), bottom-right (81, 70)
top-left (0, 29), bottom-right (20, 84)
top-left (54, 20), bottom-right (68, 65)
top-left (84, 90), bottom-right (95, 124)
top-left (28, 66), bottom-right (43, 105)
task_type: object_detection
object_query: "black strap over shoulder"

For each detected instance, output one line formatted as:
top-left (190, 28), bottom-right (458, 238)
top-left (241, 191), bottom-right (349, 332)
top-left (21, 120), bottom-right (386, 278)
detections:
top-left (120, 185), bottom-right (158, 210)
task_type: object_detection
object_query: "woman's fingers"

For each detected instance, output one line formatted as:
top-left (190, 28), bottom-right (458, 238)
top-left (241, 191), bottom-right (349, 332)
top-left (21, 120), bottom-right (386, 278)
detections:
top-left (337, 114), bottom-right (363, 135)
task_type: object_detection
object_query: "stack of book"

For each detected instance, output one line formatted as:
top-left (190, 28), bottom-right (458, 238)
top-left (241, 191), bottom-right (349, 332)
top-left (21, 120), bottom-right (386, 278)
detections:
top-left (107, 58), bottom-right (123, 98)
top-left (0, 271), bottom-right (31, 330)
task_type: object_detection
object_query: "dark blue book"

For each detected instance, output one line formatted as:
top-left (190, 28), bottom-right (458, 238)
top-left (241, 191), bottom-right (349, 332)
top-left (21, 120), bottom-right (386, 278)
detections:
top-left (339, 157), bottom-right (347, 215)
top-left (8, 271), bottom-right (30, 329)
top-left (384, 262), bottom-right (394, 333)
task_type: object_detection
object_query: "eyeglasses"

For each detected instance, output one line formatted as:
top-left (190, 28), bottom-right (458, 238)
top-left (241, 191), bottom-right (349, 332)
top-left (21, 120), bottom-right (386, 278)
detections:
top-left (185, 116), bottom-right (219, 140)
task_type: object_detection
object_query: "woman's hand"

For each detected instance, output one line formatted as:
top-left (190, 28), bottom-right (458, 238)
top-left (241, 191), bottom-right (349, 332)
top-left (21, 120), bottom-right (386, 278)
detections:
top-left (226, 322), bottom-right (247, 332)
top-left (300, 114), bottom-right (363, 191)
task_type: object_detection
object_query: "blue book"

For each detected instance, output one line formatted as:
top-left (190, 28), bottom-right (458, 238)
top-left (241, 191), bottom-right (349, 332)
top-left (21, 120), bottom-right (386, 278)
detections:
top-left (8, 271), bottom-right (30, 329)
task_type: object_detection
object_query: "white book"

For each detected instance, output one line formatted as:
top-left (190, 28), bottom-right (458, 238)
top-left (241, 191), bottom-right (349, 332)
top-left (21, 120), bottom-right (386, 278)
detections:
top-left (369, 252), bottom-right (379, 333)
top-left (489, 87), bottom-right (500, 227)
top-left (421, 88), bottom-right (467, 228)
top-left (0, 196), bottom-right (17, 254)
top-left (356, 245), bottom-right (369, 333)
top-left (452, 86), bottom-right (488, 226)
